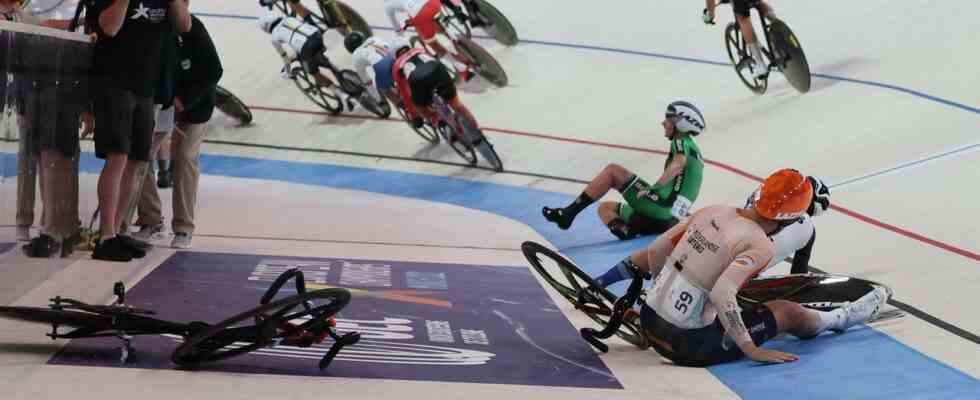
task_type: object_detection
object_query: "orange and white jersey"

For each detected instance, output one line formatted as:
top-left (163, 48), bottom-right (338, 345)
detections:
top-left (644, 206), bottom-right (774, 329)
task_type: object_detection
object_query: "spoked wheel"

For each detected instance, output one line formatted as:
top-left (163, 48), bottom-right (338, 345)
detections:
top-left (440, 119), bottom-right (477, 165)
top-left (396, 105), bottom-right (439, 144)
top-left (441, 10), bottom-right (472, 39)
top-left (325, 0), bottom-right (373, 37)
top-left (724, 23), bottom-right (768, 95)
top-left (292, 67), bottom-right (343, 115)
top-left (472, 0), bottom-right (518, 46)
top-left (337, 70), bottom-right (391, 118)
top-left (520, 241), bottom-right (649, 349)
top-left (214, 85), bottom-right (253, 125)
top-left (455, 114), bottom-right (503, 172)
top-left (456, 38), bottom-right (508, 87)
top-left (172, 288), bottom-right (351, 367)
top-left (767, 20), bottom-right (811, 93)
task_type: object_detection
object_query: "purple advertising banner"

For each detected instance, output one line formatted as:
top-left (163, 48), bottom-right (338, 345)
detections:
top-left (48, 252), bottom-right (621, 388)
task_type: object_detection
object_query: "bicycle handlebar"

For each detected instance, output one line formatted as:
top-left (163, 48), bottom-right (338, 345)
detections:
top-left (579, 272), bottom-right (645, 353)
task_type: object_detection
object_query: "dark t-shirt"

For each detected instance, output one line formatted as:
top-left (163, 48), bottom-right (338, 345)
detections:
top-left (154, 27), bottom-right (179, 107)
top-left (86, 0), bottom-right (172, 97)
top-left (176, 15), bottom-right (222, 123)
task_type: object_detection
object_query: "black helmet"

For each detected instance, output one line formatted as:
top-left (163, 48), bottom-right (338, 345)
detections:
top-left (344, 31), bottom-right (367, 54)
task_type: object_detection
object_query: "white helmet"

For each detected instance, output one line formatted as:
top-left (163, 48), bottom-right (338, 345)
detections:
top-left (258, 11), bottom-right (283, 34)
top-left (666, 101), bottom-right (706, 136)
top-left (806, 176), bottom-right (831, 217)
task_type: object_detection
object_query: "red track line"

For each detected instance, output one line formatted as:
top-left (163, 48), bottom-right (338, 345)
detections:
top-left (246, 104), bottom-right (980, 263)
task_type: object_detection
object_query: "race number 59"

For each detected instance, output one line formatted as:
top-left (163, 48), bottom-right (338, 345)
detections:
top-left (674, 291), bottom-right (693, 314)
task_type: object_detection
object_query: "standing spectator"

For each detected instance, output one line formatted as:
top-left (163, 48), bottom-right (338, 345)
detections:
top-left (169, 13), bottom-right (222, 249)
top-left (3, 0), bottom-right (87, 257)
top-left (85, 0), bottom-right (190, 261)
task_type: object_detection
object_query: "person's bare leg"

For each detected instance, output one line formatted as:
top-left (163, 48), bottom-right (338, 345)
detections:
top-left (543, 163), bottom-right (635, 229)
top-left (40, 150), bottom-right (73, 241)
top-left (98, 153), bottom-right (128, 239)
top-left (763, 296), bottom-right (887, 339)
top-left (597, 202), bottom-right (620, 225)
top-left (114, 159), bottom-right (146, 236)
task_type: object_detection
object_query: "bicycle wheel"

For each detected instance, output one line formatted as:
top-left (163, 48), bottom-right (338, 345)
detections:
top-left (171, 288), bottom-right (351, 367)
top-left (215, 85), bottom-right (253, 125)
top-left (456, 38), bottom-right (508, 87)
top-left (455, 113), bottom-right (503, 172)
top-left (521, 241), bottom-right (648, 349)
top-left (396, 105), bottom-right (439, 143)
top-left (0, 306), bottom-right (112, 328)
top-left (292, 67), bottom-right (343, 115)
top-left (441, 120), bottom-right (477, 165)
top-left (768, 20), bottom-right (811, 93)
top-left (723, 23), bottom-right (767, 95)
top-left (324, 0), bottom-right (373, 37)
top-left (473, 0), bottom-right (518, 46)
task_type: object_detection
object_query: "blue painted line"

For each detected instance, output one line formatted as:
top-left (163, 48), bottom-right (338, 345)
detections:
top-left (831, 142), bottom-right (980, 189)
top-left (3, 150), bottom-right (978, 399)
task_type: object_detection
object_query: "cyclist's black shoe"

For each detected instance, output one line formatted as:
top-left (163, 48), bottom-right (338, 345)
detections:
top-left (117, 235), bottom-right (149, 259)
top-left (542, 206), bottom-right (573, 230)
top-left (607, 219), bottom-right (637, 240)
top-left (92, 237), bottom-right (135, 262)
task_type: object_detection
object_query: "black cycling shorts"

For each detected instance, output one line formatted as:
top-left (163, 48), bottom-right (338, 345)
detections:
top-left (408, 60), bottom-right (456, 108)
top-left (299, 31), bottom-right (330, 75)
top-left (640, 303), bottom-right (778, 367)
top-left (728, 0), bottom-right (761, 18)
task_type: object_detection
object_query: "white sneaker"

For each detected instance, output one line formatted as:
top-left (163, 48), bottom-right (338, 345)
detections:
top-left (171, 233), bottom-right (192, 249)
top-left (133, 223), bottom-right (165, 241)
top-left (833, 285), bottom-right (890, 333)
top-left (16, 226), bottom-right (30, 242)
top-left (751, 58), bottom-right (769, 79)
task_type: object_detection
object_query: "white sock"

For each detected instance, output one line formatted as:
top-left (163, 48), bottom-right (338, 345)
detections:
top-left (815, 308), bottom-right (846, 333)
top-left (748, 43), bottom-right (765, 66)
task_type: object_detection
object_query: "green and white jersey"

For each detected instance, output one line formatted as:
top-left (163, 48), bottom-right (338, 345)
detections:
top-left (655, 135), bottom-right (704, 205)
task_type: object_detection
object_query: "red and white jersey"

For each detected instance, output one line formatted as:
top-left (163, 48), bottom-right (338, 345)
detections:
top-left (391, 47), bottom-right (437, 116)
top-left (384, 0), bottom-right (428, 31)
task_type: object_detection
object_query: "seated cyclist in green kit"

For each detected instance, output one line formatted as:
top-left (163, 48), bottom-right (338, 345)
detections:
top-left (542, 101), bottom-right (705, 240)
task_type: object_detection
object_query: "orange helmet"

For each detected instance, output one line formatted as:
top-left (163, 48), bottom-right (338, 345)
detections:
top-left (752, 169), bottom-right (813, 221)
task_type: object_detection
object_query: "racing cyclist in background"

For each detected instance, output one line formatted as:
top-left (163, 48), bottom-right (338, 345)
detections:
top-left (703, 0), bottom-right (777, 79)
top-left (385, 0), bottom-right (473, 81)
top-left (344, 31), bottom-right (404, 107)
top-left (590, 168), bottom-right (887, 366)
top-left (258, 0), bottom-right (347, 107)
top-left (543, 101), bottom-right (705, 240)
top-left (391, 41), bottom-right (479, 135)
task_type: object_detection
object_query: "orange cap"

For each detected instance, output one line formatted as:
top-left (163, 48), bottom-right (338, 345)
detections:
top-left (752, 169), bottom-right (813, 221)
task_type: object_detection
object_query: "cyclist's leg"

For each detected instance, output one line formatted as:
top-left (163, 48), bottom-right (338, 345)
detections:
top-left (407, 66), bottom-right (440, 124)
top-left (732, 0), bottom-right (767, 75)
top-left (300, 32), bottom-right (342, 93)
top-left (542, 163), bottom-right (635, 230)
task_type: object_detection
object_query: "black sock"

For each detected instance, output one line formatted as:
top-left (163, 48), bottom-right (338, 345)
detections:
top-left (158, 160), bottom-right (169, 172)
top-left (564, 193), bottom-right (595, 218)
top-left (607, 218), bottom-right (632, 240)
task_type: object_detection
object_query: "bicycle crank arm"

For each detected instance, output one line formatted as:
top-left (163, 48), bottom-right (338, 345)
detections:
top-left (318, 331), bottom-right (361, 370)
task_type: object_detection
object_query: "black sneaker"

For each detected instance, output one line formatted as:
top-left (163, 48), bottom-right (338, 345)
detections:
top-left (116, 235), bottom-right (149, 259)
top-left (607, 220), bottom-right (637, 241)
top-left (542, 207), bottom-right (573, 230)
top-left (92, 237), bottom-right (135, 262)
top-left (22, 234), bottom-right (60, 258)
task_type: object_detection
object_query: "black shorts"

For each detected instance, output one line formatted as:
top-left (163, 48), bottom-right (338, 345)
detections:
top-left (299, 32), bottom-right (329, 75)
top-left (728, 0), bottom-right (761, 18)
top-left (23, 83), bottom-right (82, 157)
top-left (640, 303), bottom-right (778, 367)
top-left (627, 213), bottom-right (679, 236)
top-left (92, 86), bottom-right (154, 162)
top-left (408, 61), bottom-right (456, 108)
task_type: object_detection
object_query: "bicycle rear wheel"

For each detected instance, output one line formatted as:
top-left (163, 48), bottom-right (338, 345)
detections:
top-left (455, 114), bottom-right (502, 172)
top-left (456, 38), bottom-right (508, 87)
top-left (171, 288), bottom-right (351, 367)
top-left (396, 105), bottom-right (440, 143)
top-left (325, 0), bottom-right (373, 37)
top-left (473, 0), bottom-right (518, 46)
top-left (724, 23), bottom-right (767, 95)
top-left (768, 20), bottom-right (811, 93)
top-left (521, 241), bottom-right (648, 349)
top-left (0, 306), bottom-right (112, 328)
top-left (215, 85), bottom-right (253, 125)
top-left (292, 67), bottom-right (343, 115)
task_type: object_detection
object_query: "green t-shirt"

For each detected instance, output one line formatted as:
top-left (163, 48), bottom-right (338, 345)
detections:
top-left (654, 135), bottom-right (704, 204)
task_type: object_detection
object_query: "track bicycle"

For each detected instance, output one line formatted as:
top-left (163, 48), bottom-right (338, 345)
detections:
top-left (0, 269), bottom-right (361, 371)
top-left (439, 0), bottom-right (519, 46)
top-left (715, 1), bottom-right (811, 94)
top-left (429, 92), bottom-right (504, 171)
top-left (520, 241), bottom-right (902, 354)
top-left (215, 85), bottom-right (254, 125)
top-left (288, 58), bottom-right (392, 118)
top-left (408, 15), bottom-right (509, 87)
top-left (270, 0), bottom-right (372, 37)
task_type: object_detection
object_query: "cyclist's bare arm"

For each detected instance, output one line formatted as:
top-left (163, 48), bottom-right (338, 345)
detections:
top-left (632, 220), bottom-right (689, 276)
top-left (655, 154), bottom-right (687, 186)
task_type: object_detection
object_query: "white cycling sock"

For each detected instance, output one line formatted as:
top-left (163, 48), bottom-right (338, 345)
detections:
top-left (748, 42), bottom-right (765, 66)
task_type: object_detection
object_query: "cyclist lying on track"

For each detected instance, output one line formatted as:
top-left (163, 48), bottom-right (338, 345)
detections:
top-left (258, 0), bottom-right (347, 104)
top-left (703, 0), bottom-right (777, 79)
top-left (589, 168), bottom-right (888, 366)
top-left (385, 0), bottom-right (473, 81)
top-left (392, 41), bottom-right (479, 132)
top-left (543, 102), bottom-right (705, 240)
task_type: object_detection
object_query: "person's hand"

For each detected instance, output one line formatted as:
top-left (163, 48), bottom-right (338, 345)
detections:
top-left (702, 8), bottom-right (716, 25)
top-left (743, 346), bottom-right (799, 364)
top-left (174, 97), bottom-right (184, 114)
top-left (80, 112), bottom-right (95, 139)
